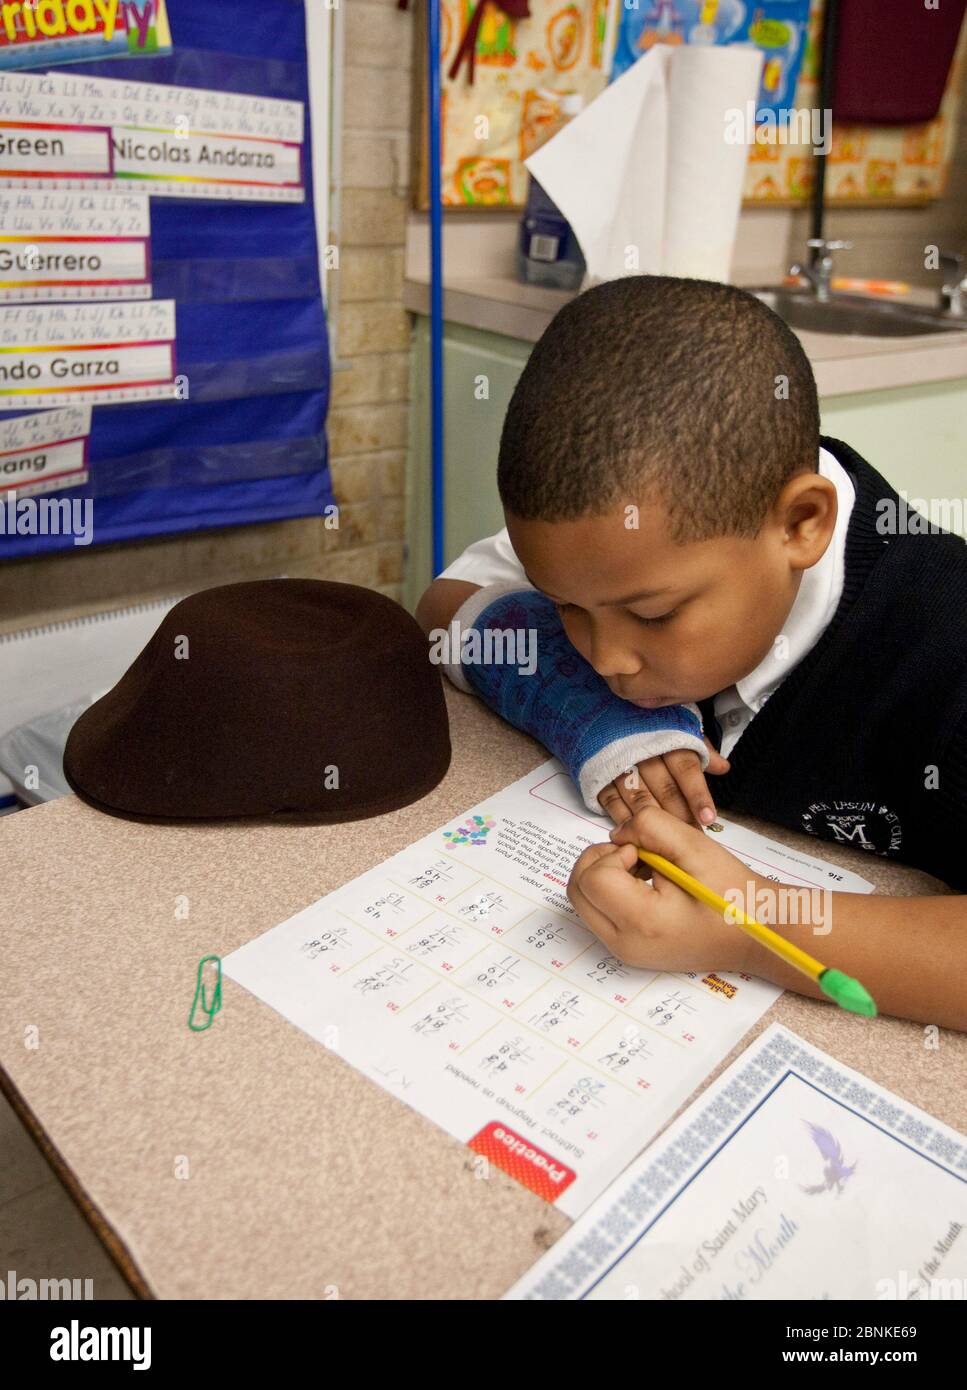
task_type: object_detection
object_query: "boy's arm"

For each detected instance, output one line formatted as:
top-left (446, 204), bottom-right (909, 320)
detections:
top-left (416, 577), bottom-right (725, 825)
top-left (415, 577), bottom-right (480, 636)
top-left (430, 583), bottom-right (711, 815)
top-left (739, 891), bottom-right (967, 1032)
top-left (581, 805), bottom-right (967, 1032)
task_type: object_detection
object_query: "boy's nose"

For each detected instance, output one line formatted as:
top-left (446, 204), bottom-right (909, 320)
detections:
top-left (586, 622), bottom-right (643, 679)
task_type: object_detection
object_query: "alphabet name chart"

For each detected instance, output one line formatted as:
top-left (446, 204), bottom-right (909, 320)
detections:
top-left (0, 70), bottom-right (304, 200)
top-left (0, 300), bottom-right (176, 407)
top-left (0, 190), bottom-right (151, 302)
top-left (0, 403), bottom-right (90, 496)
top-left (223, 760), bottom-right (874, 1217)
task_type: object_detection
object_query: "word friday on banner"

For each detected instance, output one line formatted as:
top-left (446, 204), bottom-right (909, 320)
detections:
top-left (0, 1), bottom-right (171, 72)
top-left (0, 68), bottom-right (304, 201)
top-left (223, 759), bottom-right (873, 1217)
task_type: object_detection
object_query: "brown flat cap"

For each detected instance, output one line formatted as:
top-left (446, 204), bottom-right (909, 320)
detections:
top-left (63, 579), bottom-right (451, 822)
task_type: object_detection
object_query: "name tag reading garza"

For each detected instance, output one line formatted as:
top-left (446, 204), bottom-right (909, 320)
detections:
top-left (0, 302), bottom-right (176, 409)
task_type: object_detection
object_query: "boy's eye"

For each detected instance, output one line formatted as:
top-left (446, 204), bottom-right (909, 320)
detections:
top-left (553, 599), bottom-right (677, 626)
top-left (635, 609), bottom-right (677, 627)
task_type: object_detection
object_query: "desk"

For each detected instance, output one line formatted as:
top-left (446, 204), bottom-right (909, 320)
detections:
top-left (1, 685), bottom-right (963, 1300)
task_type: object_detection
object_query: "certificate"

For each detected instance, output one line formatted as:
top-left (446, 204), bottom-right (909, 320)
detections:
top-left (507, 1023), bottom-right (967, 1299)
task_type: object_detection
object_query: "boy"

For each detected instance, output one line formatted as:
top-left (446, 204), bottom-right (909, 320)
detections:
top-left (417, 277), bottom-right (967, 1030)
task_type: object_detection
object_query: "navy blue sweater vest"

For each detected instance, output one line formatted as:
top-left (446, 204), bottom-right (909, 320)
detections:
top-left (700, 437), bottom-right (967, 891)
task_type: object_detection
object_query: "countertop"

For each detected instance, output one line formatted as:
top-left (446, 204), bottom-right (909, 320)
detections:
top-left (403, 273), bottom-right (967, 397)
top-left (0, 684), bottom-right (963, 1299)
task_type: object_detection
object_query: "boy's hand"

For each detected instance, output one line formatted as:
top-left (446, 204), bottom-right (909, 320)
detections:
top-left (597, 738), bottom-right (730, 829)
top-left (568, 805), bottom-right (753, 974)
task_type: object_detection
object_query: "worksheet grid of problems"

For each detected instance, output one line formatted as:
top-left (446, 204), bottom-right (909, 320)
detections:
top-left (225, 762), bottom-right (788, 1214)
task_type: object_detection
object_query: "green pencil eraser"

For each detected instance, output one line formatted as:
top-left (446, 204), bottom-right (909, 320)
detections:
top-left (820, 968), bottom-right (877, 1018)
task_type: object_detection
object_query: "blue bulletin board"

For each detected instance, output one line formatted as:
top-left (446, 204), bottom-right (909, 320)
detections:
top-left (0, 0), bottom-right (332, 559)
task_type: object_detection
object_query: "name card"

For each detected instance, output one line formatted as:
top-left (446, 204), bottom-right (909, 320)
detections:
top-left (0, 188), bottom-right (151, 301)
top-left (0, 300), bottom-right (176, 408)
top-left (0, 70), bottom-right (304, 201)
top-left (0, 118), bottom-right (112, 179)
top-left (0, 404), bottom-right (91, 496)
top-left (112, 127), bottom-right (302, 198)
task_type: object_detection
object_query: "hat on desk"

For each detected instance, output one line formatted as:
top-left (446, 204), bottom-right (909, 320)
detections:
top-left (63, 579), bottom-right (451, 822)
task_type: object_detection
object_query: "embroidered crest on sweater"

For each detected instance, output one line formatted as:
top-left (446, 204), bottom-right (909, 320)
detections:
top-left (801, 800), bottom-right (903, 855)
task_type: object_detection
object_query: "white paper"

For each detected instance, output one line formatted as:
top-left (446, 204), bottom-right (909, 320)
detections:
top-left (527, 44), bottom-right (763, 284)
top-left (507, 1023), bottom-right (967, 1299)
top-left (0, 590), bottom-right (182, 802)
top-left (224, 759), bottom-right (873, 1217)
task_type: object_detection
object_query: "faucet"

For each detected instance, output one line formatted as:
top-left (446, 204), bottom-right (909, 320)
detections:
top-left (939, 251), bottom-right (967, 317)
top-left (788, 238), bottom-right (853, 303)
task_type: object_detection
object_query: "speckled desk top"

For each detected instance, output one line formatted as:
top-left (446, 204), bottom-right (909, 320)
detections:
top-left (1, 684), bottom-right (963, 1300)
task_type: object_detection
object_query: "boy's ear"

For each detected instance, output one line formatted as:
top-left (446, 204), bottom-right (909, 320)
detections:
top-left (775, 472), bottom-right (838, 571)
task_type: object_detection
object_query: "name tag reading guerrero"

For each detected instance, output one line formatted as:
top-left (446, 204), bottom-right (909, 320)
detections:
top-left (0, 190), bottom-right (151, 302)
top-left (0, 301), bottom-right (176, 409)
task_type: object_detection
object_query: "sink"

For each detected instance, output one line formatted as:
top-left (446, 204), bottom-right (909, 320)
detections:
top-left (748, 288), bottom-right (967, 338)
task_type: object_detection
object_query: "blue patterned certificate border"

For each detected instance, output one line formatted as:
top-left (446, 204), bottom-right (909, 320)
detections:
top-left (520, 1024), bottom-right (967, 1300)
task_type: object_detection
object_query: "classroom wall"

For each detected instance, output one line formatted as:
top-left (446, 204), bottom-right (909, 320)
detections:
top-left (0, 0), bottom-right (414, 635)
top-left (404, 58), bottom-right (967, 294)
top-left (2, 12), bottom-right (965, 635)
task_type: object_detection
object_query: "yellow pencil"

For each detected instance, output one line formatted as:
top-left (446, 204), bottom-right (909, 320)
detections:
top-left (636, 849), bottom-right (877, 1017)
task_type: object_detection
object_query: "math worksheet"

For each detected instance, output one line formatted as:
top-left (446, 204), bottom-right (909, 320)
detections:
top-left (223, 760), bottom-right (874, 1216)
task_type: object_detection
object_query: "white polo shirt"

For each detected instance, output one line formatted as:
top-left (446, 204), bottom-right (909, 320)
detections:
top-left (439, 446), bottom-right (856, 759)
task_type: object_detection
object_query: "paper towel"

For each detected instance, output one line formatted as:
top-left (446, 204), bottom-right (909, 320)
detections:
top-left (526, 44), bottom-right (764, 286)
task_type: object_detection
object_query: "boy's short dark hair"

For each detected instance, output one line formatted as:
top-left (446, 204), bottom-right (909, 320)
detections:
top-left (497, 275), bottom-right (821, 541)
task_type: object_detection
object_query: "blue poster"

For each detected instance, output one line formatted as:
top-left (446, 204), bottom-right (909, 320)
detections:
top-left (0, 0), bottom-right (332, 559)
top-left (612, 1), bottom-right (812, 122)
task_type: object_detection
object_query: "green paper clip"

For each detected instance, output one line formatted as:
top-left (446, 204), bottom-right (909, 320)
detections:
top-left (188, 954), bottom-right (223, 1032)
